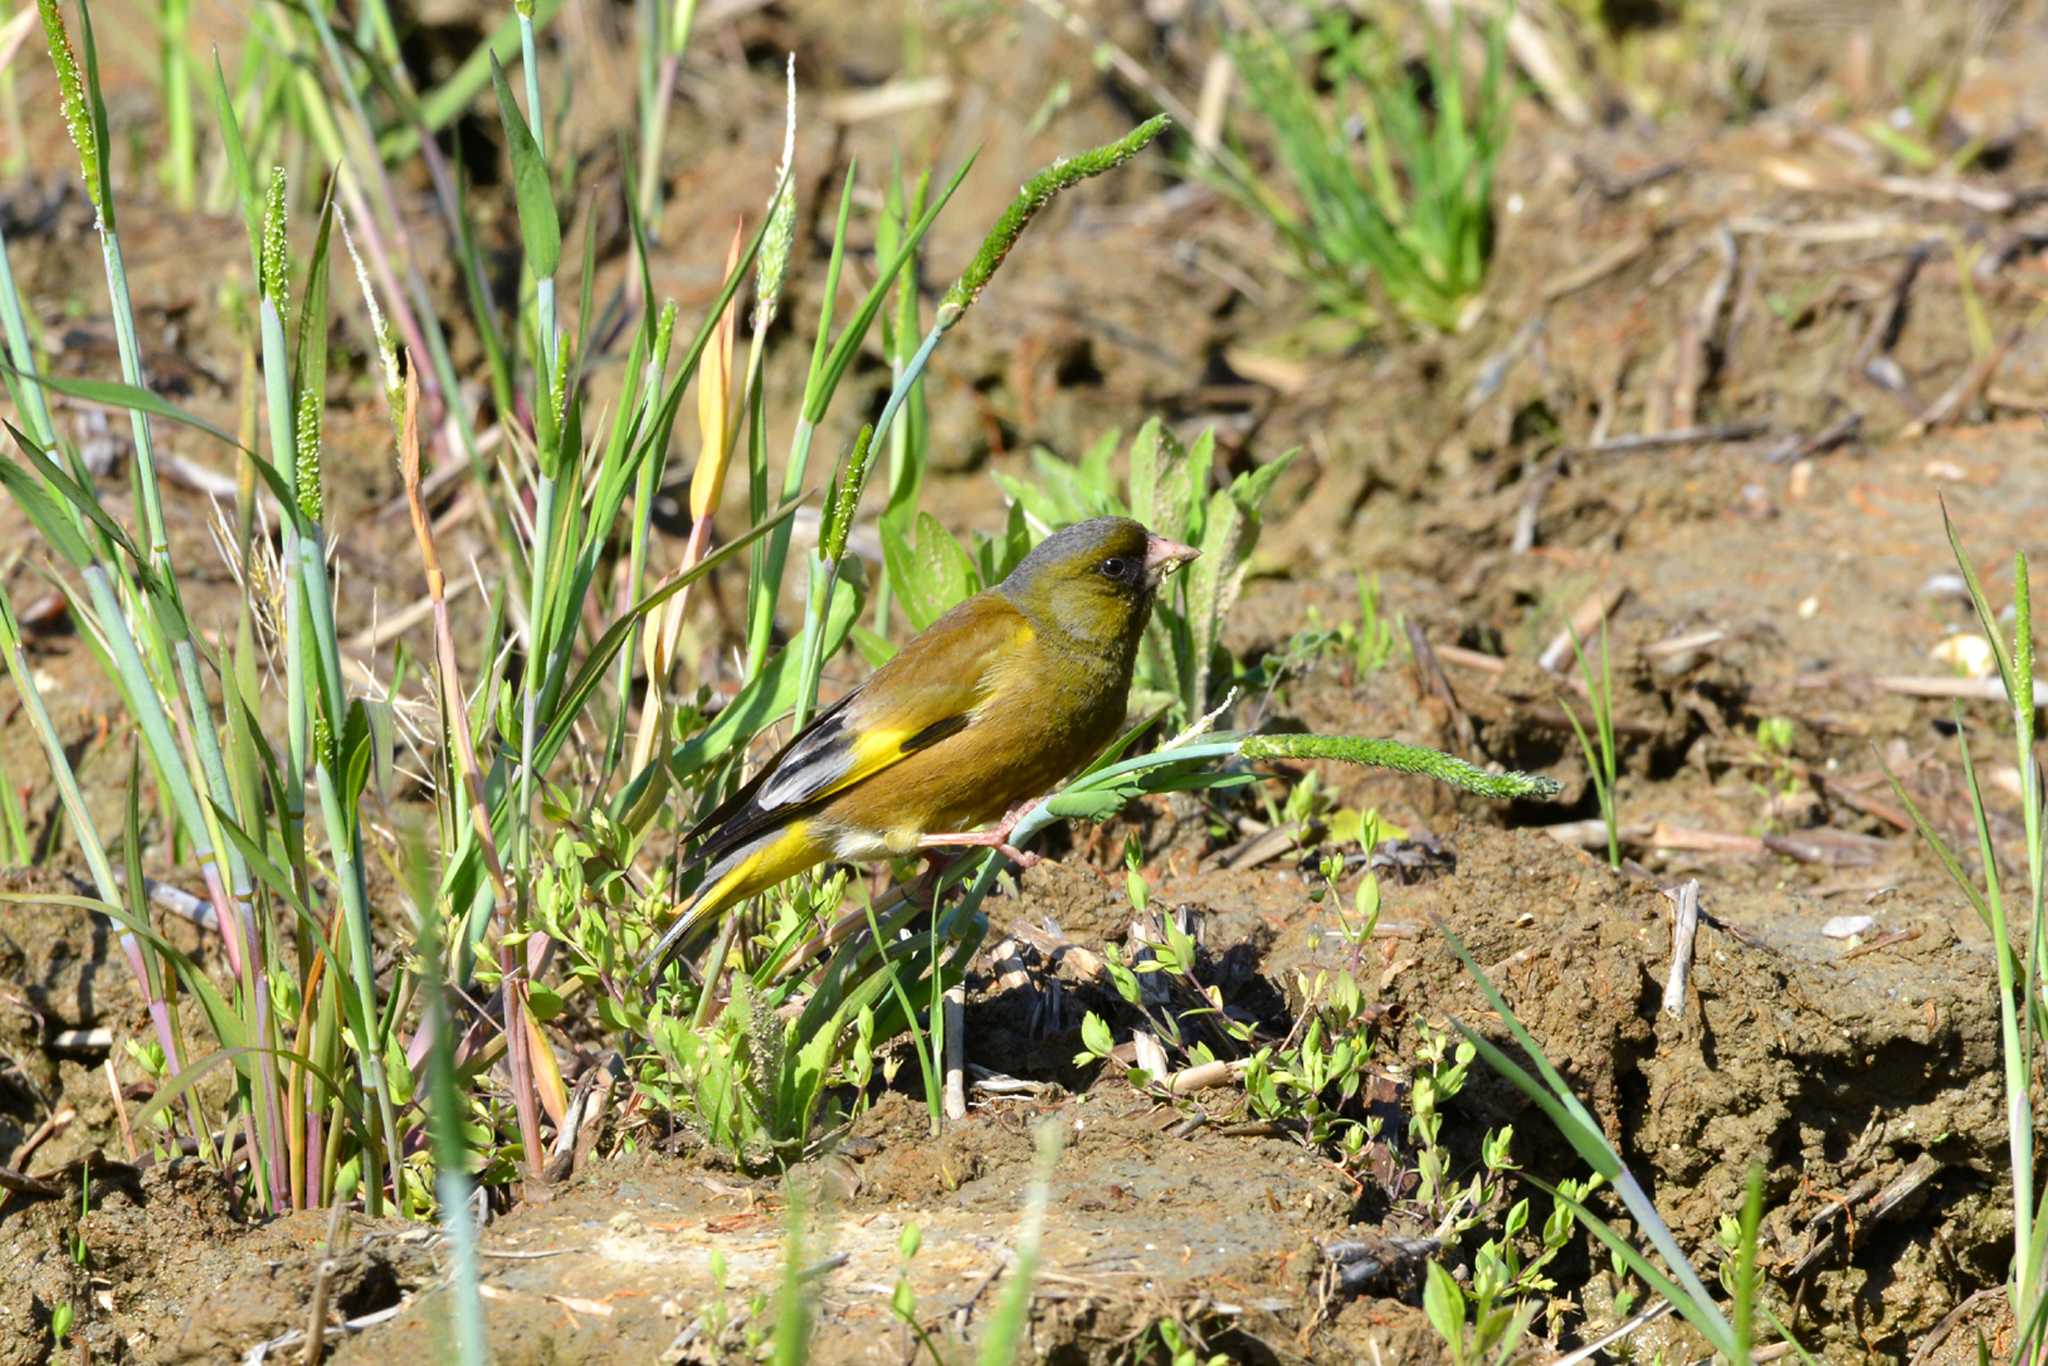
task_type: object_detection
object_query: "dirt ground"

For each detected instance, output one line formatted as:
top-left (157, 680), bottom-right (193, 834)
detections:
top-left (4, 0), bottom-right (2048, 1360)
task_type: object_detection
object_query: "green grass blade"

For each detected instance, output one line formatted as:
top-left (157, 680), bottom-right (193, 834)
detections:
top-left (488, 50), bottom-right (560, 279)
top-left (1522, 1173), bottom-right (1738, 1359)
top-left (0, 365), bottom-right (253, 456)
top-left (976, 1122), bottom-right (1060, 1366)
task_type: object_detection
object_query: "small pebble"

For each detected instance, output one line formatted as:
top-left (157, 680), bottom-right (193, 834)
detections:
top-left (1822, 915), bottom-right (1877, 939)
top-left (1920, 573), bottom-right (1968, 599)
top-left (1931, 633), bottom-right (1995, 678)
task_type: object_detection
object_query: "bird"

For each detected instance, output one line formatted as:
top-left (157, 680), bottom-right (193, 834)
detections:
top-left (645, 515), bottom-right (1199, 971)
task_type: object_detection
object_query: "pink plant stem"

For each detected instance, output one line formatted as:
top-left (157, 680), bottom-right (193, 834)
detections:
top-left (666, 517), bottom-right (714, 632)
top-left (502, 963), bottom-right (544, 1180)
top-left (305, 1107), bottom-right (323, 1205)
top-left (130, 960), bottom-right (199, 1143)
top-left (200, 859), bottom-right (244, 981)
top-left (405, 987), bottom-right (436, 1076)
top-left (254, 993), bottom-right (289, 1212)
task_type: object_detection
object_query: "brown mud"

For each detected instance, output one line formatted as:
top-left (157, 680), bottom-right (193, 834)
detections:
top-left (4, 0), bottom-right (2048, 1360)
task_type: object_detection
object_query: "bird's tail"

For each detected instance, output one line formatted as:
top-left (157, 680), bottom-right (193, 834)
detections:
top-left (642, 819), bottom-right (822, 974)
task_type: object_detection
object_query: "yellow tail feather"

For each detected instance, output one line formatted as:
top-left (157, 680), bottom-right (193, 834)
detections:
top-left (645, 820), bottom-right (822, 970)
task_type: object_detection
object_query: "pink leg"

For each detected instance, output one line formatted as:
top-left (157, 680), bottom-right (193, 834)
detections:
top-left (917, 802), bottom-right (1042, 869)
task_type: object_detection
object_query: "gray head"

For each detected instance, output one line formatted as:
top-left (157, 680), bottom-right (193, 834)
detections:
top-left (996, 516), bottom-right (1199, 648)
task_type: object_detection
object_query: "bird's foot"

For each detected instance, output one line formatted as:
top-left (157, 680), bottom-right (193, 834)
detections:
top-left (917, 803), bottom-right (1044, 870)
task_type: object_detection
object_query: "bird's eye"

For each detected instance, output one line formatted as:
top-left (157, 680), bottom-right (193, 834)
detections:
top-left (1098, 556), bottom-right (1130, 580)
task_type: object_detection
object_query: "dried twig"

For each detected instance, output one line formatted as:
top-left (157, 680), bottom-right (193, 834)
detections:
top-left (105, 1058), bottom-right (137, 1162)
top-left (1764, 409), bottom-right (1862, 465)
top-left (0, 1164), bottom-right (66, 1199)
top-left (1641, 628), bottom-right (1727, 659)
top-left (1855, 244), bottom-right (1932, 382)
top-left (302, 1253), bottom-right (337, 1366)
top-left (1875, 674), bottom-right (2048, 705)
top-left (1728, 216), bottom-right (1925, 244)
top-left (48, 1027), bottom-right (111, 1051)
top-left (1574, 421), bottom-right (1769, 457)
top-left (8, 1106), bottom-right (74, 1168)
top-left (1511, 453), bottom-right (1565, 554)
top-left (243, 1304), bottom-right (405, 1364)
top-left (1223, 821), bottom-right (1309, 871)
top-left (1407, 621), bottom-right (1475, 750)
top-left (1541, 231), bottom-right (1651, 302)
top-left (1573, 156), bottom-right (1684, 202)
top-left (1130, 1029), bottom-right (1170, 1081)
top-left (942, 984), bottom-right (966, 1122)
top-left (1906, 1286), bottom-right (2003, 1366)
top-left (1785, 1154), bottom-right (1943, 1278)
top-left (1465, 317), bottom-right (1546, 413)
top-left (1544, 1297), bottom-right (1676, 1365)
top-left (1165, 1058), bottom-right (1249, 1095)
top-left (1648, 824), bottom-right (1764, 856)
top-left (343, 574), bottom-right (477, 655)
top-left (1671, 228), bottom-right (1737, 429)
top-left (1433, 643), bottom-right (1506, 675)
top-left (1540, 818), bottom-right (1651, 850)
top-left (1837, 925), bottom-right (1922, 961)
top-left (1538, 587), bottom-right (1627, 674)
top-left (1661, 879), bottom-right (1701, 1019)
top-left (1870, 175), bottom-right (2016, 214)
top-left (1902, 326), bottom-right (2022, 437)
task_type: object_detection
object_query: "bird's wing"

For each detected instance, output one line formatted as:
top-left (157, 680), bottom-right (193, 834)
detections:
top-left (688, 593), bottom-right (1030, 863)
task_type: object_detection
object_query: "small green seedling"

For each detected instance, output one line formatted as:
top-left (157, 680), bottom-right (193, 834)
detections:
top-left (889, 1222), bottom-right (943, 1365)
top-left (1561, 621), bottom-right (1621, 868)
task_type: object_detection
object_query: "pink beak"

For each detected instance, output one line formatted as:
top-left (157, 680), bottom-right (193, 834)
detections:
top-left (1143, 534), bottom-right (1200, 586)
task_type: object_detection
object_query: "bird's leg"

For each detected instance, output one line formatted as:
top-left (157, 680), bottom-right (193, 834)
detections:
top-left (916, 802), bottom-right (1042, 869)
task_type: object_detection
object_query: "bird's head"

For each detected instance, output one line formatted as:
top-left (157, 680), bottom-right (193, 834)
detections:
top-left (997, 515), bottom-right (1200, 652)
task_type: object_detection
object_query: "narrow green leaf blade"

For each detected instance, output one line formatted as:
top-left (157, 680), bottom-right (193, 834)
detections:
top-left (490, 52), bottom-right (561, 278)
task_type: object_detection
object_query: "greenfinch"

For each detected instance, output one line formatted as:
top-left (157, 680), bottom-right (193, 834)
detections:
top-left (648, 515), bottom-right (1198, 967)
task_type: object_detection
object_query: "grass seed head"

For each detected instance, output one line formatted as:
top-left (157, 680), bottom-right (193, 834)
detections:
top-left (35, 0), bottom-right (99, 220)
top-left (294, 383), bottom-right (323, 525)
top-left (938, 114), bottom-right (1170, 327)
top-left (261, 167), bottom-right (290, 312)
top-left (752, 54), bottom-right (798, 334)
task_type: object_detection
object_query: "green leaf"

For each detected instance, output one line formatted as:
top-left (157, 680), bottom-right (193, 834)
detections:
top-left (341, 699), bottom-right (374, 815)
top-left (208, 52), bottom-right (260, 276)
top-left (0, 429), bottom-right (96, 567)
top-left (0, 365), bottom-right (255, 456)
top-left (803, 152), bottom-right (978, 424)
top-left (882, 512), bottom-right (978, 633)
top-left (990, 470), bottom-right (1065, 535)
top-left (1522, 1173), bottom-right (1739, 1359)
top-left (1045, 785), bottom-right (1136, 823)
top-left (539, 498), bottom-right (797, 765)
top-left (878, 517), bottom-right (928, 631)
top-left (915, 512), bottom-right (979, 613)
top-left (1423, 1260), bottom-right (1465, 1353)
top-left (1129, 418), bottom-right (1204, 541)
top-left (1080, 1011), bottom-right (1113, 1058)
top-left (489, 52), bottom-right (560, 278)
top-left (849, 624), bottom-right (897, 669)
